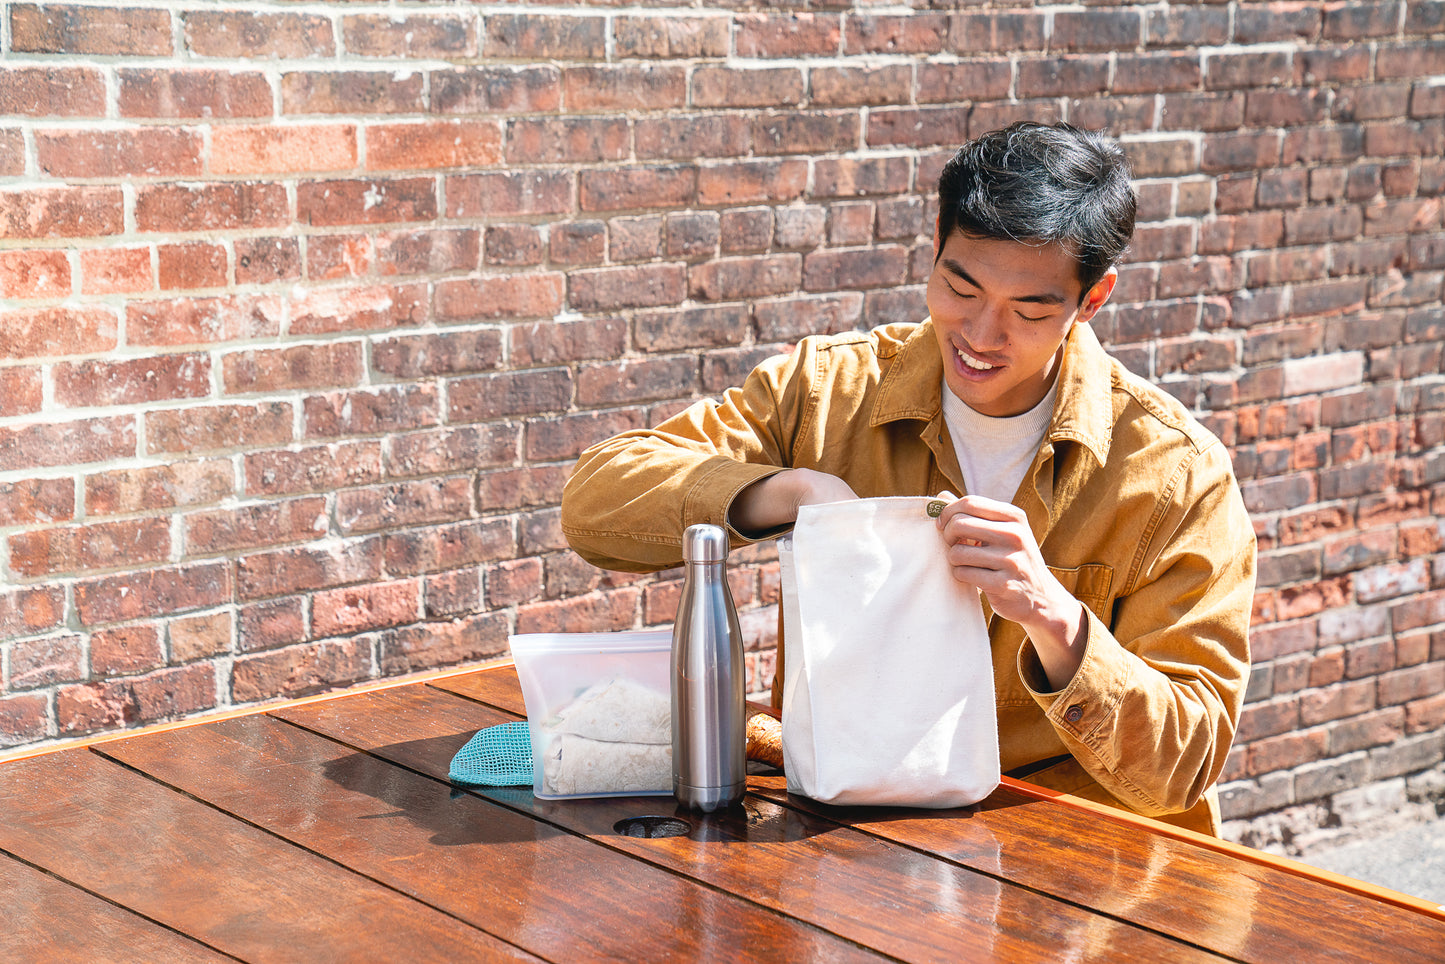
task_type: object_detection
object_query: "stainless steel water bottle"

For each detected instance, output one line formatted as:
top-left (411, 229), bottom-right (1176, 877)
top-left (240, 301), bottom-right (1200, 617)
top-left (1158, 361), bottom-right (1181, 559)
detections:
top-left (671, 523), bottom-right (747, 812)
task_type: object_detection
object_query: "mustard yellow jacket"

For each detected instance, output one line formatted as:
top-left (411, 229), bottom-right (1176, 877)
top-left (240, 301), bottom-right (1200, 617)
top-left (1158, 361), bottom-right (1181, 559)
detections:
top-left (562, 320), bottom-right (1256, 835)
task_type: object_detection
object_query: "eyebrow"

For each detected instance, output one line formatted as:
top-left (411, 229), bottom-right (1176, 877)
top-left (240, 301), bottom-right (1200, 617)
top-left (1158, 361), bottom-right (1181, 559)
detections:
top-left (939, 257), bottom-right (1068, 307)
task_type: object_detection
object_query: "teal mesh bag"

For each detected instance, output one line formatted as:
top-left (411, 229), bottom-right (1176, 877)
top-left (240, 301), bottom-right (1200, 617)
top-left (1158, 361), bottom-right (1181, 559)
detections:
top-left (449, 722), bottom-right (534, 787)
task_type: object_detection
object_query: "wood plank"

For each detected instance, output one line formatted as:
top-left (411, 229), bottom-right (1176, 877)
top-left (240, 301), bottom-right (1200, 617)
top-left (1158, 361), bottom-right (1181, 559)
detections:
top-left (444, 664), bottom-right (1445, 963)
top-left (100, 713), bottom-right (885, 964)
top-left (1, 854), bottom-right (234, 964)
top-left (279, 683), bottom-right (1228, 963)
top-left (749, 776), bottom-right (1445, 964)
top-left (0, 748), bottom-right (537, 964)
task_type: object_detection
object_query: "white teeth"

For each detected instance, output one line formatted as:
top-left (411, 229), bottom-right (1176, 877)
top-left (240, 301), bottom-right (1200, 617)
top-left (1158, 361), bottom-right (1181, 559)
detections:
top-left (958, 349), bottom-right (995, 371)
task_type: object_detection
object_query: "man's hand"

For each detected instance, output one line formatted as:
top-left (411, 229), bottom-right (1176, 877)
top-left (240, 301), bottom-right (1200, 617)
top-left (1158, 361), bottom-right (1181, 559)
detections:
top-left (729, 468), bottom-right (858, 537)
top-left (936, 494), bottom-right (1087, 691)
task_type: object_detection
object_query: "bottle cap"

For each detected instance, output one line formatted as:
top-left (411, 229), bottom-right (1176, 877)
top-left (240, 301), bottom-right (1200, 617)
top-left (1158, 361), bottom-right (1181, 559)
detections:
top-left (682, 523), bottom-right (728, 564)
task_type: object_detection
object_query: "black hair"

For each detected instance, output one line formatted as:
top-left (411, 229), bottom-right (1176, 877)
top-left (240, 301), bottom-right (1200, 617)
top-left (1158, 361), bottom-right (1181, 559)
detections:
top-left (936, 121), bottom-right (1136, 298)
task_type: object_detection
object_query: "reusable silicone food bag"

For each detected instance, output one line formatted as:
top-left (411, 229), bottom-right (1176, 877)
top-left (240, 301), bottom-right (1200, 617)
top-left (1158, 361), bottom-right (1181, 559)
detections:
top-left (510, 628), bottom-right (674, 800)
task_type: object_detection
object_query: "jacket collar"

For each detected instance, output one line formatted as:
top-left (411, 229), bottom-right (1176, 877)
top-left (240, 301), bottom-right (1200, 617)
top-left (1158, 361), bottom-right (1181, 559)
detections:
top-left (871, 319), bottom-right (1114, 468)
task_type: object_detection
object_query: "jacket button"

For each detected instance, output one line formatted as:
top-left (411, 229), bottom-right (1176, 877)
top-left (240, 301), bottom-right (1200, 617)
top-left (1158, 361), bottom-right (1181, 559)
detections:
top-left (1064, 704), bottom-right (1084, 724)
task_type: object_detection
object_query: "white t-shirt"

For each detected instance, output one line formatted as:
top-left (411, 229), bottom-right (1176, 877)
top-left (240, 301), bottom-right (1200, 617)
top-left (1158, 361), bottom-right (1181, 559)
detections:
top-left (941, 377), bottom-right (1057, 504)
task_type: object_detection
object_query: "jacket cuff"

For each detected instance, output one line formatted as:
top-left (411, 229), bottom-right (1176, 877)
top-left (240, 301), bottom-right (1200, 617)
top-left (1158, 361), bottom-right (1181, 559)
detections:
top-left (1016, 607), bottom-right (1132, 764)
top-left (682, 458), bottom-right (789, 545)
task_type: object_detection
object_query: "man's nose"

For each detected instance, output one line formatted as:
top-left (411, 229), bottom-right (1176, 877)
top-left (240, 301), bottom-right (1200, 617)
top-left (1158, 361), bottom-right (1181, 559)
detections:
top-left (966, 303), bottom-right (1010, 350)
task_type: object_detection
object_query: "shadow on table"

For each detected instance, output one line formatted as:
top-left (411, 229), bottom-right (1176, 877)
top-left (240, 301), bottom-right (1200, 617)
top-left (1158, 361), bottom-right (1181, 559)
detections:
top-left (320, 732), bottom-right (566, 848)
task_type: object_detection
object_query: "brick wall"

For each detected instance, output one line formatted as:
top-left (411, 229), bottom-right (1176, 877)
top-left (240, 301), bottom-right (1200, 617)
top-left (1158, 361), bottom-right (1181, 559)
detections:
top-left (2, 1), bottom-right (1443, 845)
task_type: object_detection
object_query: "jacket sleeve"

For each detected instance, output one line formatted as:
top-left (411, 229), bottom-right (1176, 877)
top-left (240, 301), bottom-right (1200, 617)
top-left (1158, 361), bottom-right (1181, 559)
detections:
top-left (560, 346), bottom-right (809, 572)
top-left (1017, 441), bottom-right (1256, 817)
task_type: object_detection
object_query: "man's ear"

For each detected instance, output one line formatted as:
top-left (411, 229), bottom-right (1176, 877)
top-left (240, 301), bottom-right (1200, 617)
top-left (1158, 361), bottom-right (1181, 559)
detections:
top-left (1077, 267), bottom-right (1118, 322)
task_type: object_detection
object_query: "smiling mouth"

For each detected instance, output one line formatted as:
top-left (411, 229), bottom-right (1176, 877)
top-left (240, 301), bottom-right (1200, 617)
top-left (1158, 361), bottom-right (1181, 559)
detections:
top-left (957, 347), bottom-right (998, 371)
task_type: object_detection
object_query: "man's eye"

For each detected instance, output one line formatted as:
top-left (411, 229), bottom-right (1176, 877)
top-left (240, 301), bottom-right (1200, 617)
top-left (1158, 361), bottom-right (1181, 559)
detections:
top-left (1017, 312), bottom-right (1048, 322)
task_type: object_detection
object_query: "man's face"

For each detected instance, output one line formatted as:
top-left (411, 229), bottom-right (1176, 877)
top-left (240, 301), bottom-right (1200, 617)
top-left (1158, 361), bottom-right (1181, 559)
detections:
top-left (927, 230), bottom-right (1116, 418)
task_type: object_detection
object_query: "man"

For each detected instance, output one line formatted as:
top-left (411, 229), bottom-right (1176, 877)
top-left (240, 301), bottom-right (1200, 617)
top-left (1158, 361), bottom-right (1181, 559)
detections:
top-left (561, 122), bottom-right (1256, 835)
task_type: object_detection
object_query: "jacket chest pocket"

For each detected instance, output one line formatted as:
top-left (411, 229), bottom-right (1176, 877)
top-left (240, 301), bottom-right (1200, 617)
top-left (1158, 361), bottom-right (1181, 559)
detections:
top-left (1047, 563), bottom-right (1114, 621)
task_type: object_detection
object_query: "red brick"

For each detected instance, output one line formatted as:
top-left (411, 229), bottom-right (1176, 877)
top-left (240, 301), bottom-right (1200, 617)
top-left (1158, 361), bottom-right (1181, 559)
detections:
top-left (476, 466), bottom-right (568, 513)
top-left (720, 209), bottom-right (774, 254)
top-left (549, 220), bottom-right (606, 264)
top-left (243, 440), bottom-right (384, 498)
top-left (169, 610), bottom-right (233, 662)
top-left (9, 517), bottom-right (171, 578)
top-left (235, 237), bottom-right (302, 286)
top-left (0, 367), bottom-right (42, 418)
top-left (506, 115), bottom-right (630, 164)
top-left (635, 115), bottom-right (751, 161)
top-left (281, 70), bottom-right (424, 115)
top-left (755, 293), bottom-right (864, 342)
top-left (950, 11), bottom-right (1047, 51)
top-left (58, 664), bottom-right (216, 734)
top-left (635, 305), bottom-right (747, 353)
top-left (614, 16), bottom-right (729, 59)
top-left (296, 178), bottom-right (437, 227)
top-left (85, 460), bottom-right (232, 518)
top-left (184, 10), bottom-right (335, 58)
top-left (157, 241), bottom-right (227, 290)
top-left (211, 124), bottom-right (356, 175)
top-left (374, 228), bottom-right (479, 276)
top-left (306, 235), bottom-right (371, 281)
top-left (342, 13), bottom-right (476, 58)
top-left (445, 171), bottom-right (571, 218)
top-left (118, 68), bottom-right (272, 119)
top-left (1379, 662), bottom-right (1445, 706)
top-left (9, 632), bottom-right (84, 690)
top-left (222, 341), bottom-right (363, 394)
top-left (0, 66), bottom-right (105, 117)
top-left (697, 160), bottom-right (808, 206)
top-left (313, 578), bottom-right (420, 637)
top-left (753, 112), bottom-right (859, 157)
top-left (290, 283), bottom-right (426, 335)
top-left (448, 369), bottom-right (572, 422)
top-left (386, 424), bottom-right (518, 478)
top-left (516, 588), bottom-right (641, 634)
top-left (0, 305), bottom-right (117, 360)
top-left (380, 612), bottom-right (509, 675)
top-left (564, 65), bottom-right (686, 111)
top-left (383, 520), bottom-right (516, 576)
top-left (434, 273), bottom-right (565, 321)
top-left (186, 497), bottom-right (328, 556)
top-left (736, 12), bottom-right (840, 57)
top-left (37, 127), bottom-right (202, 178)
top-left (1244, 728), bottom-right (1330, 777)
top-left (55, 352), bottom-right (210, 408)
top-left (579, 165), bottom-right (695, 213)
top-left (232, 639), bottom-right (371, 703)
top-left (304, 384), bottom-right (440, 438)
top-left (90, 622), bottom-right (166, 677)
top-left (366, 120), bottom-right (503, 172)
top-left (692, 67), bottom-right (805, 109)
top-left (569, 263), bottom-right (687, 311)
top-left (0, 250), bottom-right (70, 299)
top-left (577, 357), bottom-right (697, 406)
top-left (423, 569), bottom-right (481, 618)
top-left (523, 410), bottom-right (644, 463)
top-left (79, 247), bottom-right (153, 295)
top-left (135, 183), bottom-right (288, 233)
top-left (0, 416), bottom-right (135, 471)
top-left (0, 185), bottom-right (122, 238)
top-left (0, 478), bottom-right (75, 528)
top-left (336, 477), bottom-right (471, 535)
top-left (431, 65), bottom-right (560, 114)
top-left (238, 538), bottom-right (383, 601)
top-left (146, 401), bottom-right (292, 455)
top-left (803, 246), bottom-right (909, 293)
top-left (238, 597), bottom-right (306, 653)
top-left (485, 223), bottom-right (547, 265)
top-left (0, 128), bottom-right (22, 176)
top-left (11, 3), bottom-right (170, 54)
top-left (844, 13), bottom-right (947, 54)
top-left (483, 13), bottom-right (606, 60)
top-left (0, 586), bottom-right (66, 638)
top-left (487, 557), bottom-right (544, 608)
top-left (75, 561), bottom-right (232, 626)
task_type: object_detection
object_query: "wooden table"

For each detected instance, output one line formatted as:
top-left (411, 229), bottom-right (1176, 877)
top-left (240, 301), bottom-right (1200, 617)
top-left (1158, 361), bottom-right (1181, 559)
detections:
top-left (4, 662), bottom-right (1441, 963)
